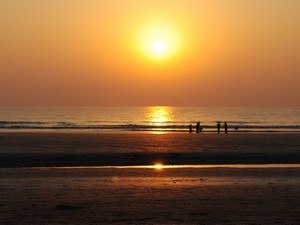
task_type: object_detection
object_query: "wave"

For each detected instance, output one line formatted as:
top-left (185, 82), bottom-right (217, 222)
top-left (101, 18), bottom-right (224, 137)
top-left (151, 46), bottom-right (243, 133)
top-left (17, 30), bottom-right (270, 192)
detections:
top-left (0, 121), bottom-right (47, 125)
top-left (1, 121), bottom-right (300, 132)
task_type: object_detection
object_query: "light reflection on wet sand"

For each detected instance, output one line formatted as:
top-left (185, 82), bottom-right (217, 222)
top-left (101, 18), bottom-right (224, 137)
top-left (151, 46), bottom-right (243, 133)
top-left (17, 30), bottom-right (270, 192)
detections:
top-left (1, 164), bottom-right (299, 224)
top-left (47, 164), bottom-right (300, 170)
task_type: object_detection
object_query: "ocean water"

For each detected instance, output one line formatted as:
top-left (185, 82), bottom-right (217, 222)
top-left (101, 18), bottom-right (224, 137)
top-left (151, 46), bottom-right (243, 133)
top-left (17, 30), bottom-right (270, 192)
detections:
top-left (0, 107), bottom-right (300, 132)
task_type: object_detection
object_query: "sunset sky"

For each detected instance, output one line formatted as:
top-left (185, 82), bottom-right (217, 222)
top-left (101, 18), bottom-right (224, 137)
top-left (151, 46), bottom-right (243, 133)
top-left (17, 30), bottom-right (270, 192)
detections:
top-left (0, 0), bottom-right (299, 106)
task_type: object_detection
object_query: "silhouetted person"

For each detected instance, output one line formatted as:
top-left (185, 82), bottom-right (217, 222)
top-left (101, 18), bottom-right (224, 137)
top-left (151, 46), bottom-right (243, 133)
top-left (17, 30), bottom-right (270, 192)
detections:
top-left (217, 122), bottom-right (221, 133)
top-left (189, 124), bottom-right (193, 133)
top-left (196, 122), bottom-right (200, 133)
top-left (224, 122), bottom-right (228, 133)
top-left (235, 125), bottom-right (238, 131)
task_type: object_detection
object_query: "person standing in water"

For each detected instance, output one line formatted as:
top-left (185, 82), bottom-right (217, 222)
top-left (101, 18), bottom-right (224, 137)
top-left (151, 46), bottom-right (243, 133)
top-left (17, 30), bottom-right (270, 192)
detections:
top-left (217, 122), bottom-right (221, 133)
top-left (196, 122), bottom-right (200, 133)
top-left (189, 124), bottom-right (193, 133)
top-left (224, 122), bottom-right (228, 133)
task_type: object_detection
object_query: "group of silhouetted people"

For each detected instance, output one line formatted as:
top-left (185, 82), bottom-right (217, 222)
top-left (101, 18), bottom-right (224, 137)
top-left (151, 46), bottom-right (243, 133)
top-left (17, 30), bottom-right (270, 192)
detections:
top-left (189, 121), bottom-right (238, 133)
top-left (217, 121), bottom-right (228, 133)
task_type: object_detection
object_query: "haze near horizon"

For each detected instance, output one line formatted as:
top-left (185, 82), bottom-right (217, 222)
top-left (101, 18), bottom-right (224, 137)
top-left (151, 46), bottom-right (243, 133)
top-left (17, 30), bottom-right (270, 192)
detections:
top-left (0, 0), bottom-right (299, 107)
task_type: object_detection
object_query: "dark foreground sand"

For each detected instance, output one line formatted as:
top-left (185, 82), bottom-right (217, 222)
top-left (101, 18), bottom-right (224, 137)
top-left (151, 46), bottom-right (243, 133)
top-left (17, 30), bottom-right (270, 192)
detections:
top-left (0, 132), bottom-right (299, 224)
top-left (1, 167), bottom-right (300, 225)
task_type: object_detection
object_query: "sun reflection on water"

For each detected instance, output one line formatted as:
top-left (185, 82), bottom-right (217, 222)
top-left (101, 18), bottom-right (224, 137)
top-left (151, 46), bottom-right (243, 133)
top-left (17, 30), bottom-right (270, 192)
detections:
top-left (148, 106), bottom-right (171, 124)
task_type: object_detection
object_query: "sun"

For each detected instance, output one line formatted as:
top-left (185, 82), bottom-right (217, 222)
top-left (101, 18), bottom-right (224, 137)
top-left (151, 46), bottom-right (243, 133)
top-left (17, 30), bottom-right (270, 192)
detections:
top-left (137, 22), bottom-right (180, 60)
top-left (152, 41), bottom-right (166, 55)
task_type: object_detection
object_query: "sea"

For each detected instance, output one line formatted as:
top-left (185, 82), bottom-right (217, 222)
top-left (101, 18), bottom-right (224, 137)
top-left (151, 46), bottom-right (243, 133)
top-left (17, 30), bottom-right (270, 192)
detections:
top-left (1, 107), bottom-right (300, 167)
top-left (0, 107), bottom-right (300, 132)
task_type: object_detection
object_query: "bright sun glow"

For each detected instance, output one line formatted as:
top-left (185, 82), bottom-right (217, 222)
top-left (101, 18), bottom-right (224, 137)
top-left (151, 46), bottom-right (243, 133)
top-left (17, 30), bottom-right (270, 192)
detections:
top-left (152, 41), bottom-right (166, 55)
top-left (137, 23), bottom-right (180, 60)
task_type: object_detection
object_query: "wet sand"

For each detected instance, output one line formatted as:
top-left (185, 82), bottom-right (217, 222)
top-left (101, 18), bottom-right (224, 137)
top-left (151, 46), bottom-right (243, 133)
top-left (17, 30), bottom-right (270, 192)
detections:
top-left (0, 132), bottom-right (300, 167)
top-left (1, 167), bottom-right (300, 225)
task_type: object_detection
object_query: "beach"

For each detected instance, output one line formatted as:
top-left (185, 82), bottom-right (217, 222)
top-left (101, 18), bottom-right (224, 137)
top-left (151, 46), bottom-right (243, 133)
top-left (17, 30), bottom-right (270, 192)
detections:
top-left (2, 0), bottom-right (300, 222)
top-left (0, 132), bottom-right (300, 167)
top-left (1, 167), bottom-right (300, 225)
top-left (0, 132), bottom-right (299, 224)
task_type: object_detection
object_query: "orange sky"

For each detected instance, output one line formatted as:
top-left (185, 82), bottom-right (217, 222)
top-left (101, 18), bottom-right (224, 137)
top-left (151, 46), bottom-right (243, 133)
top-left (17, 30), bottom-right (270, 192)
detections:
top-left (0, 0), bottom-right (299, 106)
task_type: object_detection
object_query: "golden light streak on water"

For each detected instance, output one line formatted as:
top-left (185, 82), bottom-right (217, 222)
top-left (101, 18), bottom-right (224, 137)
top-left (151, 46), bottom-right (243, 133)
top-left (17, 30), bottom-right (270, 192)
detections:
top-left (148, 106), bottom-right (171, 124)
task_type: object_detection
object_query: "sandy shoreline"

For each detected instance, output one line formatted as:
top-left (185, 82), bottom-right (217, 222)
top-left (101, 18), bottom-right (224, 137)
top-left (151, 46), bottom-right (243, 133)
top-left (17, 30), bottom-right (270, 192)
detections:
top-left (1, 132), bottom-right (300, 167)
top-left (0, 167), bottom-right (299, 225)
